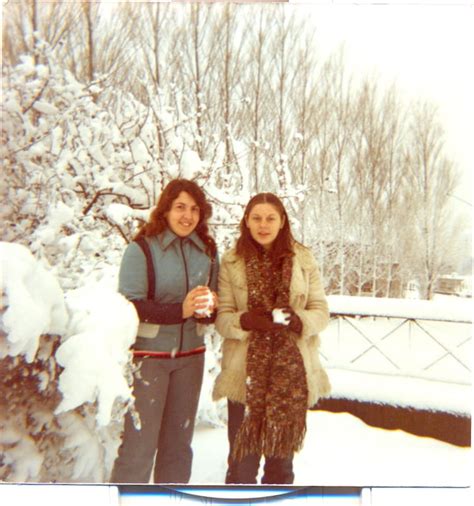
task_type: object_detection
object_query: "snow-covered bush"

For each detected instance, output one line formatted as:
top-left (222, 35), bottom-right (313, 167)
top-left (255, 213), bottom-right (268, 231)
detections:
top-left (0, 242), bottom-right (138, 482)
top-left (1, 41), bottom-right (245, 284)
top-left (1, 43), bottom-right (165, 289)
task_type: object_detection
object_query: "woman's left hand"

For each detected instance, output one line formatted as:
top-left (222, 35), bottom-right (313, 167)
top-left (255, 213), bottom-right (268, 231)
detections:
top-left (193, 290), bottom-right (219, 319)
top-left (280, 307), bottom-right (303, 335)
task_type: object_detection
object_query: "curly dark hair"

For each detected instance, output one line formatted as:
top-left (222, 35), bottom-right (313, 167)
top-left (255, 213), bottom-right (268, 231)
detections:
top-left (236, 192), bottom-right (296, 261)
top-left (134, 179), bottom-right (216, 258)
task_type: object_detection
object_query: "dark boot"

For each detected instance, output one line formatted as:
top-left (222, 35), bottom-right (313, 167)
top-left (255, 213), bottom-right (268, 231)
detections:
top-left (261, 455), bottom-right (295, 484)
top-left (225, 400), bottom-right (260, 484)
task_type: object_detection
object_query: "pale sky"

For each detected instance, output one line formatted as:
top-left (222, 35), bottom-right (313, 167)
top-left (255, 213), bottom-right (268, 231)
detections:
top-left (294, 1), bottom-right (473, 210)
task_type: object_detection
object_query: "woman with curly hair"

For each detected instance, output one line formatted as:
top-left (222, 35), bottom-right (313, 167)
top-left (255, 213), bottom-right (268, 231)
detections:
top-left (213, 192), bottom-right (330, 484)
top-left (111, 179), bottom-right (218, 484)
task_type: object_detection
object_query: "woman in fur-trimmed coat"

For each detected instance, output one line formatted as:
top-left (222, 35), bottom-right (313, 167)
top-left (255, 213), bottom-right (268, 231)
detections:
top-left (212, 192), bottom-right (330, 485)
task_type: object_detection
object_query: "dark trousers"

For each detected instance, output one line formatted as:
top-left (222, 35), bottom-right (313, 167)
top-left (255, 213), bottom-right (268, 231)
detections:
top-left (110, 353), bottom-right (204, 484)
top-left (225, 400), bottom-right (295, 485)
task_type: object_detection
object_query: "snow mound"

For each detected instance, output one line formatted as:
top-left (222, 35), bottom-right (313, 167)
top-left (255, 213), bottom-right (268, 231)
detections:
top-left (327, 368), bottom-right (472, 415)
top-left (55, 282), bottom-right (139, 426)
top-left (0, 241), bottom-right (68, 362)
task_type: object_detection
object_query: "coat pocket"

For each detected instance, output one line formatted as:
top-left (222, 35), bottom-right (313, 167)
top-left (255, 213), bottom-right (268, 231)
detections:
top-left (137, 322), bottom-right (160, 338)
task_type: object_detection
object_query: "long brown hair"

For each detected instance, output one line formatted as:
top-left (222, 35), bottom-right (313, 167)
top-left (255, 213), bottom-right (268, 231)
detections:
top-left (236, 193), bottom-right (295, 261)
top-left (134, 179), bottom-right (216, 258)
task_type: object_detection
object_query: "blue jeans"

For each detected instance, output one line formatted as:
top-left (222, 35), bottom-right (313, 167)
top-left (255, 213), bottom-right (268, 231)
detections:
top-left (225, 400), bottom-right (295, 484)
top-left (110, 353), bottom-right (204, 484)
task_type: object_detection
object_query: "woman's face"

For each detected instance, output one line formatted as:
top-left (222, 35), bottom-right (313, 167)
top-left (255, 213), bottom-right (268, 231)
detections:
top-left (245, 203), bottom-right (284, 250)
top-left (166, 191), bottom-right (200, 237)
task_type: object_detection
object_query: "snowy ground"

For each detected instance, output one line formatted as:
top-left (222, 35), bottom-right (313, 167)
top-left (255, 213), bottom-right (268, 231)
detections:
top-left (190, 409), bottom-right (472, 487)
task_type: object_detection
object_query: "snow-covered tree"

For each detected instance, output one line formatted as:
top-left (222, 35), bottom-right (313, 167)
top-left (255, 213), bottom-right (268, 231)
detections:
top-left (405, 102), bottom-right (461, 299)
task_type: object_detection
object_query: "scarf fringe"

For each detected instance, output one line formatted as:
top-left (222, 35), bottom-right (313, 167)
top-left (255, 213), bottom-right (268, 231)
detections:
top-left (232, 417), bottom-right (263, 462)
top-left (262, 420), bottom-right (307, 458)
top-left (232, 416), bottom-right (307, 461)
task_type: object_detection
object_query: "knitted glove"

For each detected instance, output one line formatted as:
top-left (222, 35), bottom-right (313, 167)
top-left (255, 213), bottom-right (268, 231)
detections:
top-left (280, 307), bottom-right (303, 335)
top-left (240, 308), bottom-right (283, 332)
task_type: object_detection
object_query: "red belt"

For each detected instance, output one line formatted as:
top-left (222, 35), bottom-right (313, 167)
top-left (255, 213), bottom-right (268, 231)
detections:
top-left (133, 346), bottom-right (206, 359)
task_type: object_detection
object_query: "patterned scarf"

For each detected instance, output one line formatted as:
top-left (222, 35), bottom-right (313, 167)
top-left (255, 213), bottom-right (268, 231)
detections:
top-left (232, 251), bottom-right (308, 461)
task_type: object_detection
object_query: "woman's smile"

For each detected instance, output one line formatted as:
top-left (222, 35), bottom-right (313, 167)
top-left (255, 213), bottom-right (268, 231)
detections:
top-left (166, 191), bottom-right (200, 237)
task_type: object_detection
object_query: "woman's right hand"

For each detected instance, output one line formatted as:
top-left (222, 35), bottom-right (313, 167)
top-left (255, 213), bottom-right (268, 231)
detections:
top-left (182, 286), bottom-right (212, 319)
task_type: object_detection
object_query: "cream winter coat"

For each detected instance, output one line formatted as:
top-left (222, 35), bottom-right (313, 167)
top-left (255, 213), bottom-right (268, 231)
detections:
top-left (212, 243), bottom-right (331, 408)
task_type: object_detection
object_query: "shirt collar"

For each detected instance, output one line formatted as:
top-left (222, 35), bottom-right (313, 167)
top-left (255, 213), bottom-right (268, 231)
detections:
top-left (159, 227), bottom-right (207, 253)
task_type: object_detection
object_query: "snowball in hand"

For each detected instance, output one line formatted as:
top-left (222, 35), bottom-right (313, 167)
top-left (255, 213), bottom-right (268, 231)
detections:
top-left (194, 287), bottom-right (213, 317)
top-left (272, 308), bottom-right (291, 325)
